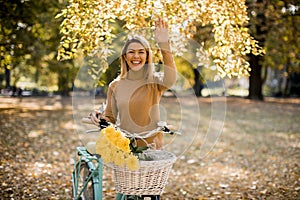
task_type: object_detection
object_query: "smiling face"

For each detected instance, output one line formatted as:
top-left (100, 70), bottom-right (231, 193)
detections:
top-left (124, 42), bottom-right (147, 72)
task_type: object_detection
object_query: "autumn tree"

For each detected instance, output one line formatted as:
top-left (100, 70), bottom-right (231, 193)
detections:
top-left (56, 0), bottom-right (264, 86)
top-left (246, 0), bottom-right (300, 99)
top-left (0, 0), bottom-right (76, 95)
top-left (263, 1), bottom-right (300, 97)
top-left (0, 0), bottom-right (39, 88)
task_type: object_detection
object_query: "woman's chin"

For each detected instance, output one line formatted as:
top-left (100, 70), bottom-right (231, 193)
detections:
top-left (130, 65), bottom-right (144, 71)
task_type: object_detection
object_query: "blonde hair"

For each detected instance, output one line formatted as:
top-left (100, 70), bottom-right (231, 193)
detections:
top-left (119, 34), bottom-right (154, 81)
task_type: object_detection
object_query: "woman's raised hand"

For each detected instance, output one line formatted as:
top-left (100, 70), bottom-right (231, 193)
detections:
top-left (154, 18), bottom-right (169, 43)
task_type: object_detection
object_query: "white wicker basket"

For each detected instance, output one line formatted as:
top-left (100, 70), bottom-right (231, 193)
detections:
top-left (111, 150), bottom-right (176, 195)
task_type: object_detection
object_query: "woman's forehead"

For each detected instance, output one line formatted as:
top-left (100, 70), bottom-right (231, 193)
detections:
top-left (127, 42), bottom-right (145, 50)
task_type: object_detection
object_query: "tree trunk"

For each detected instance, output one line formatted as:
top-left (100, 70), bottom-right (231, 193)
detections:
top-left (5, 65), bottom-right (11, 89)
top-left (248, 54), bottom-right (264, 100)
top-left (283, 63), bottom-right (290, 97)
top-left (193, 67), bottom-right (203, 97)
top-left (58, 73), bottom-right (70, 96)
top-left (289, 72), bottom-right (300, 96)
top-left (246, 0), bottom-right (267, 100)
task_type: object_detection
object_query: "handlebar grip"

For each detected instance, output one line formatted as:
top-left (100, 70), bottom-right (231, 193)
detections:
top-left (82, 117), bottom-right (110, 130)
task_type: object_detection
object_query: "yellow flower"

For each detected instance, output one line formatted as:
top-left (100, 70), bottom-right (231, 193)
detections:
top-left (103, 126), bottom-right (120, 140)
top-left (96, 134), bottom-right (110, 154)
top-left (114, 151), bottom-right (125, 167)
top-left (102, 146), bottom-right (115, 163)
top-left (115, 138), bottom-right (131, 152)
top-left (103, 126), bottom-right (115, 135)
top-left (115, 130), bottom-right (123, 137)
top-left (109, 135), bottom-right (120, 147)
top-left (125, 154), bottom-right (140, 171)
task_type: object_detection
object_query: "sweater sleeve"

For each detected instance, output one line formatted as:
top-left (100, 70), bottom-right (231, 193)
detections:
top-left (157, 42), bottom-right (177, 90)
top-left (102, 81), bottom-right (117, 124)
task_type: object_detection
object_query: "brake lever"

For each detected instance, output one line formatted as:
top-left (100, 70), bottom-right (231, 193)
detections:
top-left (162, 126), bottom-right (181, 135)
top-left (162, 126), bottom-right (175, 135)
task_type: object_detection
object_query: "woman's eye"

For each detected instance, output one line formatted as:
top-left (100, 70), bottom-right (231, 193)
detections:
top-left (127, 50), bottom-right (145, 55)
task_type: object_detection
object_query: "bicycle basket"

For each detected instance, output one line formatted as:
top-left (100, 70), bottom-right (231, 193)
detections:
top-left (111, 150), bottom-right (176, 195)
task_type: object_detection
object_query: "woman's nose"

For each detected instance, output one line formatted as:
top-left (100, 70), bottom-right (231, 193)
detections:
top-left (133, 52), bottom-right (139, 58)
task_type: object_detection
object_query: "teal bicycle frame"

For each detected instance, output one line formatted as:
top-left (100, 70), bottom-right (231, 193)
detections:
top-left (72, 146), bottom-right (127, 200)
top-left (72, 146), bottom-right (103, 200)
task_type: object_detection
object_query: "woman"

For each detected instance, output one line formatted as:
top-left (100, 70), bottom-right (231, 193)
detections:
top-left (90, 18), bottom-right (176, 149)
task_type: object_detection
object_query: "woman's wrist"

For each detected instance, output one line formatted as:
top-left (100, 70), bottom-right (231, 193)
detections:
top-left (157, 40), bottom-right (169, 45)
top-left (158, 40), bottom-right (171, 52)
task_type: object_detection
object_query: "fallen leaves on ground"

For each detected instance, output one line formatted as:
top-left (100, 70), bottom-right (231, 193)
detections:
top-left (0, 96), bottom-right (299, 199)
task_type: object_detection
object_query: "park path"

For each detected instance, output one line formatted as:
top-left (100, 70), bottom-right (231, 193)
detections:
top-left (0, 96), bottom-right (299, 199)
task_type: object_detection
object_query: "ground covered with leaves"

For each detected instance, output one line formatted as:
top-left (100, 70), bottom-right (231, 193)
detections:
top-left (0, 96), bottom-right (299, 199)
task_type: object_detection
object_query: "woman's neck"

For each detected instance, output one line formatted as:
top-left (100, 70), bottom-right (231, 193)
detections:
top-left (126, 68), bottom-right (146, 80)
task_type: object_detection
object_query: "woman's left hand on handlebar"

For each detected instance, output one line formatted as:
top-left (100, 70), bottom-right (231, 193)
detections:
top-left (89, 111), bottom-right (100, 125)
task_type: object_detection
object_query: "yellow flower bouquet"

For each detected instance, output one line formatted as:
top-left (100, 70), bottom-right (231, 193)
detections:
top-left (95, 126), bottom-right (140, 171)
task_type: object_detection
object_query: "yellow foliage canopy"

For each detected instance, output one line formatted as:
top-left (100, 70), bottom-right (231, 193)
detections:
top-left (57, 0), bottom-right (264, 78)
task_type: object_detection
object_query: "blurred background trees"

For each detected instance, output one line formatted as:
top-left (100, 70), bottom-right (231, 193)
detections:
top-left (0, 0), bottom-right (299, 98)
top-left (0, 0), bottom-right (75, 96)
top-left (247, 0), bottom-right (300, 99)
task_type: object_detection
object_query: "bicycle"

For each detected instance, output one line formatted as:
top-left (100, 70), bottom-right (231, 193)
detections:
top-left (72, 118), bottom-right (179, 200)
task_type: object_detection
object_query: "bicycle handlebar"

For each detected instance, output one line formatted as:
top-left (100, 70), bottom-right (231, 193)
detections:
top-left (81, 117), bottom-right (180, 139)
